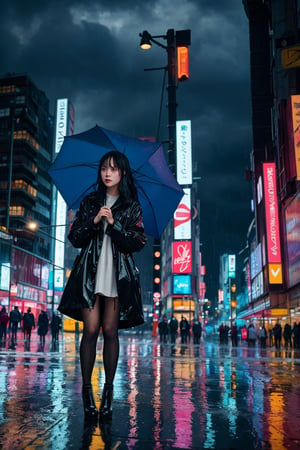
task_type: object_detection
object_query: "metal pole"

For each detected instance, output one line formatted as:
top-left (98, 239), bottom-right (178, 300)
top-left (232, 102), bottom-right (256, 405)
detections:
top-left (166, 29), bottom-right (177, 174)
top-left (229, 277), bottom-right (232, 329)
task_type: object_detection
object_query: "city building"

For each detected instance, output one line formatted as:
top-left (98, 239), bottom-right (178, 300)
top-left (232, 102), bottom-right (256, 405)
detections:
top-left (0, 73), bottom-right (53, 257)
top-left (239, 0), bottom-right (300, 326)
top-left (0, 75), bottom-right (78, 321)
top-left (0, 73), bottom-right (54, 317)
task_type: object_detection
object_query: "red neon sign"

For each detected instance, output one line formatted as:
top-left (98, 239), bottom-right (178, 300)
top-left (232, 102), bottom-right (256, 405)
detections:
top-left (263, 163), bottom-right (282, 263)
top-left (172, 241), bottom-right (192, 273)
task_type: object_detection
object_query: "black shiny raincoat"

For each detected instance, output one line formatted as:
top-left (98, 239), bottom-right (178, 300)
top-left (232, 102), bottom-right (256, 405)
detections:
top-left (58, 191), bottom-right (147, 329)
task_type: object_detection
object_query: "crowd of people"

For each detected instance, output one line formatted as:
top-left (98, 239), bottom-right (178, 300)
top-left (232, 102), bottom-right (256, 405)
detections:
top-left (218, 320), bottom-right (300, 349)
top-left (0, 305), bottom-right (62, 348)
top-left (158, 315), bottom-right (203, 344)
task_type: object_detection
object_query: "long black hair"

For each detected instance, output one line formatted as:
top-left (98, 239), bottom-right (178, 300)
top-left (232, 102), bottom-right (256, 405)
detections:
top-left (96, 151), bottom-right (138, 204)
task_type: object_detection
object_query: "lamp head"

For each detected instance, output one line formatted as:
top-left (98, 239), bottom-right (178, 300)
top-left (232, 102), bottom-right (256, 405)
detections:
top-left (26, 221), bottom-right (38, 232)
top-left (140, 31), bottom-right (152, 50)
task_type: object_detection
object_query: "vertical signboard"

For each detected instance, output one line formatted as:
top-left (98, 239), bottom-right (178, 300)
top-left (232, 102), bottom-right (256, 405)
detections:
top-left (228, 254), bottom-right (236, 279)
top-left (172, 241), bottom-right (192, 273)
top-left (53, 99), bottom-right (73, 291)
top-left (290, 95), bottom-right (300, 180)
top-left (174, 188), bottom-right (191, 239)
top-left (285, 192), bottom-right (300, 287)
top-left (176, 120), bottom-right (192, 185)
top-left (263, 162), bottom-right (283, 284)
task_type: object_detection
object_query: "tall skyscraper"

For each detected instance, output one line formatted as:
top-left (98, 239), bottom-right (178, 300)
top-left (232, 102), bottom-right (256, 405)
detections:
top-left (0, 73), bottom-right (53, 258)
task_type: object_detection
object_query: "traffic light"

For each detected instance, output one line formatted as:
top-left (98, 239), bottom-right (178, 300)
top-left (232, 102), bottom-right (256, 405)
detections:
top-left (177, 46), bottom-right (189, 81)
top-left (153, 240), bottom-right (161, 299)
top-left (230, 282), bottom-right (237, 308)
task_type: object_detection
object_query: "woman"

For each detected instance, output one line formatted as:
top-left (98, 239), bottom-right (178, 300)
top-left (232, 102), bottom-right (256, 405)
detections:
top-left (58, 150), bottom-right (146, 421)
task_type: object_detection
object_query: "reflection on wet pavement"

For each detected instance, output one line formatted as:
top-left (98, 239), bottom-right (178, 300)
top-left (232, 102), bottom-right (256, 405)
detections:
top-left (0, 332), bottom-right (300, 449)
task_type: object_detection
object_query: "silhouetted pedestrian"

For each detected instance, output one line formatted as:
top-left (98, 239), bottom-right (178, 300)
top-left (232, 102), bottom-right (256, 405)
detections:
top-left (169, 315), bottom-right (178, 344)
top-left (247, 323), bottom-right (257, 347)
top-left (23, 308), bottom-right (35, 343)
top-left (180, 316), bottom-right (189, 344)
top-left (231, 322), bottom-right (238, 346)
top-left (0, 306), bottom-right (9, 342)
top-left (50, 312), bottom-right (62, 342)
top-left (292, 322), bottom-right (299, 349)
top-left (258, 326), bottom-right (267, 348)
top-left (283, 323), bottom-right (292, 348)
top-left (273, 321), bottom-right (282, 349)
top-left (9, 306), bottom-right (22, 342)
top-left (37, 310), bottom-right (49, 347)
top-left (218, 323), bottom-right (226, 344)
top-left (192, 320), bottom-right (202, 344)
top-left (158, 315), bottom-right (169, 342)
top-left (268, 327), bottom-right (273, 347)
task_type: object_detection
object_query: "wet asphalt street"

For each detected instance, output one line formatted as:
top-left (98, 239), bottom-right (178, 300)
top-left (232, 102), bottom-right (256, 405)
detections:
top-left (0, 330), bottom-right (300, 450)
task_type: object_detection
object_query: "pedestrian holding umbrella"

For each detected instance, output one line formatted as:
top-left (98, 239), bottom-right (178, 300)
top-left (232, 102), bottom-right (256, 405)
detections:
top-left (48, 127), bottom-right (184, 422)
top-left (49, 149), bottom-right (141, 422)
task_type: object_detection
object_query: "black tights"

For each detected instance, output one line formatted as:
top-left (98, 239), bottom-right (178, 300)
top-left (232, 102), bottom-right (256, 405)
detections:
top-left (80, 296), bottom-right (119, 386)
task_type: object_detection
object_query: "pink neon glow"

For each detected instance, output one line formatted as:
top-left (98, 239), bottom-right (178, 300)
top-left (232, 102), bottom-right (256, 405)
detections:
top-left (263, 163), bottom-right (282, 263)
top-left (172, 241), bottom-right (192, 273)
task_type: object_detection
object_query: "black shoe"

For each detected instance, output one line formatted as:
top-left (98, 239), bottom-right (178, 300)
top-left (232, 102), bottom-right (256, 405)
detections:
top-left (99, 383), bottom-right (113, 420)
top-left (82, 384), bottom-right (98, 420)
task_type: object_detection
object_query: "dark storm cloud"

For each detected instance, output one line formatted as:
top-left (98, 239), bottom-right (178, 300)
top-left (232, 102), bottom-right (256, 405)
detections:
top-left (0, 0), bottom-right (253, 299)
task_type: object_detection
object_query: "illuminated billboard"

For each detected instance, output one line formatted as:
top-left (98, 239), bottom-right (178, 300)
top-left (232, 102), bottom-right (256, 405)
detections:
top-left (285, 192), bottom-right (300, 287)
top-left (176, 120), bottom-right (192, 185)
top-left (173, 275), bottom-right (191, 295)
top-left (290, 95), bottom-right (300, 180)
top-left (250, 244), bottom-right (262, 280)
top-left (172, 241), bottom-right (192, 274)
top-left (228, 254), bottom-right (236, 279)
top-left (53, 98), bottom-right (75, 291)
top-left (263, 162), bottom-right (282, 284)
top-left (174, 188), bottom-right (191, 240)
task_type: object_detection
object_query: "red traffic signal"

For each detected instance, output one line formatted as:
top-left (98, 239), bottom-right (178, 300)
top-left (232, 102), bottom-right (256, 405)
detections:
top-left (177, 46), bottom-right (189, 81)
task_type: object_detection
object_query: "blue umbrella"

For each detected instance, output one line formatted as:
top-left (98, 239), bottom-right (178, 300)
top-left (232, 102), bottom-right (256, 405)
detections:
top-left (48, 125), bottom-right (184, 238)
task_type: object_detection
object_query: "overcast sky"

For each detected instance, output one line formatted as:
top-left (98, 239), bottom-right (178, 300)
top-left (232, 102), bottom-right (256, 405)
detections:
top-left (0, 0), bottom-right (253, 301)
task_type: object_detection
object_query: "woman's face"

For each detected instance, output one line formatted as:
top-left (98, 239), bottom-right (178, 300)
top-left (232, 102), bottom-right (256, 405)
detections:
top-left (100, 157), bottom-right (122, 191)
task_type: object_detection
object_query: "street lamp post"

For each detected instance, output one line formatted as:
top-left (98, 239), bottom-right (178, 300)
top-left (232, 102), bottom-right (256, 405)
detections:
top-left (166, 29), bottom-right (177, 173)
top-left (139, 28), bottom-right (191, 174)
top-left (139, 28), bottom-right (191, 328)
top-left (26, 222), bottom-right (67, 315)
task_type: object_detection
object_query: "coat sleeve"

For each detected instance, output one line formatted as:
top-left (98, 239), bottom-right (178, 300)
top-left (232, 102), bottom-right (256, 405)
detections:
top-left (68, 197), bottom-right (100, 249)
top-left (106, 201), bottom-right (147, 253)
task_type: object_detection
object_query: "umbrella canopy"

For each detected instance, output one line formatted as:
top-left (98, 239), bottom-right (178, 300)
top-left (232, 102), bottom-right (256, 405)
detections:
top-left (48, 125), bottom-right (184, 238)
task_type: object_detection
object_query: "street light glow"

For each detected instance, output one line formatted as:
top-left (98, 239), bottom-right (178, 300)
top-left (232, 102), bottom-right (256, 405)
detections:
top-left (26, 221), bottom-right (38, 231)
top-left (139, 31), bottom-right (152, 50)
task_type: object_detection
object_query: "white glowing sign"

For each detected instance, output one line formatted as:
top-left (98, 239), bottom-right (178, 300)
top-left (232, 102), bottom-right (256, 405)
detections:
top-left (174, 188), bottom-right (191, 240)
top-left (54, 99), bottom-right (68, 290)
top-left (176, 120), bottom-right (192, 185)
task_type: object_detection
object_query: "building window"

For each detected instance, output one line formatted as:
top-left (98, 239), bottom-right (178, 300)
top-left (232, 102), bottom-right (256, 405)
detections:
top-left (12, 179), bottom-right (37, 197)
top-left (14, 130), bottom-right (39, 150)
top-left (0, 108), bottom-right (10, 117)
top-left (16, 96), bottom-right (25, 104)
top-left (9, 205), bottom-right (25, 216)
top-left (0, 85), bottom-right (16, 94)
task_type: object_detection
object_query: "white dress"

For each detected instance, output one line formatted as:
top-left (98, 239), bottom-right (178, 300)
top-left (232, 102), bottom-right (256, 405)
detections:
top-left (94, 194), bottom-right (119, 297)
